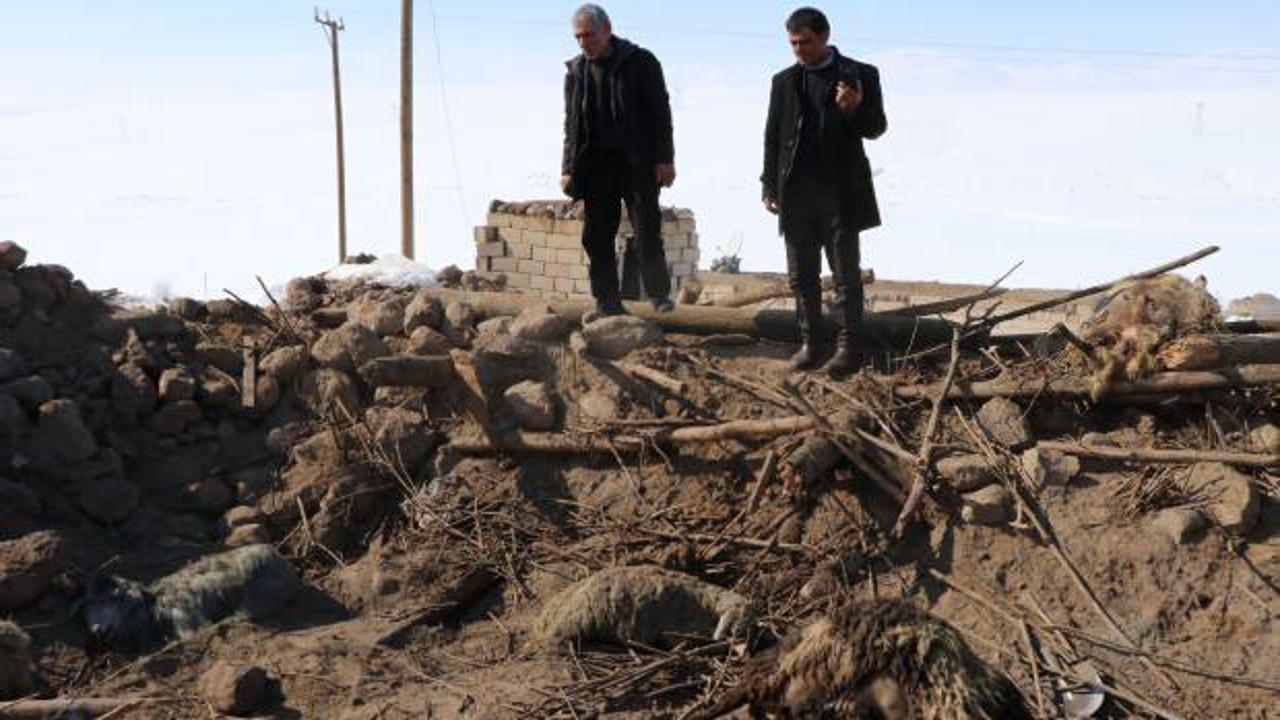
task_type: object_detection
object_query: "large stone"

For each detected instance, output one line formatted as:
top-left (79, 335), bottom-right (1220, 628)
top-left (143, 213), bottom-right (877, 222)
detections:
top-left (358, 355), bottom-right (455, 388)
top-left (31, 399), bottom-right (98, 467)
top-left (578, 389), bottom-right (620, 422)
top-left (0, 531), bottom-right (67, 611)
top-left (196, 343), bottom-right (243, 374)
top-left (1020, 447), bottom-right (1080, 490)
top-left (1248, 423), bottom-right (1280, 454)
top-left (223, 505), bottom-right (267, 529)
top-left (936, 454), bottom-right (999, 493)
top-left (190, 476), bottom-right (235, 514)
top-left (510, 305), bottom-right (573, 343)
top-left (260, 345), bottom-right (309, 383)
top-left (311, 323), bottom-right (389, 373)
top-left (2, 376), bottom-right (53, 411)
top-left (961, 485), bottom-right (1015, 526)
top-left (0, 349), bottom-right (26, 383)
top-left (1151, 508), bottom-right (1208, 545)
top-left (503, 381), bottom-right (558, 431)
top-left (298, 369), bottom-right (361, 419)
top-left (251, 375), bottom-right (281, 413)
top-left (0, 620), bottom-right (35, 700)
top-left (225, 523), bottom-right (271, 548)
top-left (350, 295), bottom-right (407, 337)
top-left (158, 367), bottom-right (197, 403)
top-left (95, 308), bottom-right (186, 342)
top-left (0, 241), bottom-right (26, 271)
top-left (198, 662), bottom-right (273, 717)
top-left (168, 297), bottom-right (208, 321)
top-left (0, 479), bottom-right (40, 517)
top-left (0, 278), bottom-right (20, 312)
top-left (445, 301), bottom-right (477, 332)
top-left (581, 315), bottom-right (663, 360)
top-left (403, 293), bottom-right (445, 334)
top-left (364, 407), bottom-right (435, 471)
top-left (1186, 463), bottom-right (1261, 535)
top-left (976, 398), bottom-right (1032, 449)
top-left (0, 396), bottom-right (25, 451)
top-left (472, 335), bottom-right (551, 392)
top-left (199, 374), bottom-right (239, 410)
top-left (147, 399), bottom-right (203, 436)
top-left (75, 475), bottom-right (140, 524)
top-left (406, 326), bottom-right (453, 356)
top-left (476, 316), bottom-right (511, 336)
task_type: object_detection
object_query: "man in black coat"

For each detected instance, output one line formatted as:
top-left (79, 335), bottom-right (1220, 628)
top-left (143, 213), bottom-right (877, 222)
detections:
top-left (762, 7), bottom-right (887, 376)
top-left (562, 4), bottom-right (676, 315)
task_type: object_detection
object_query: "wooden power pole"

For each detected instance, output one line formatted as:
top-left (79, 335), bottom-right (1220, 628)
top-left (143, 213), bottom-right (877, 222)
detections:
top-left (315, 9), bottom-right (348, 264)
top-left (400, 0), bottom-right (415, 259)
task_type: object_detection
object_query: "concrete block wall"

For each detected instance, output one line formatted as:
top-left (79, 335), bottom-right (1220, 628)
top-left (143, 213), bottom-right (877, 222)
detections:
top-left (474, 200), bottom-right (699, 300)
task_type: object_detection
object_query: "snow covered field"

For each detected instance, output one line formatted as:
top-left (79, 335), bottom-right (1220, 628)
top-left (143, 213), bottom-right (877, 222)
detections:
top-left (2, 46), bottom-right (1276, 304)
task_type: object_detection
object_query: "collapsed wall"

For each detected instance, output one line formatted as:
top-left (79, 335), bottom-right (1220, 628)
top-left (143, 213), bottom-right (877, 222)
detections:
top-left (474, 200), bottom-right (700, 299)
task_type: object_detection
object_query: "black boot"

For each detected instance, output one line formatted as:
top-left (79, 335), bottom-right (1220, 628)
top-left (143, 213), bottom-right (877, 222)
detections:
top-left (823, 283), bottom-right (865, 378)
top-left (790, 291), bottom-right (828, 371)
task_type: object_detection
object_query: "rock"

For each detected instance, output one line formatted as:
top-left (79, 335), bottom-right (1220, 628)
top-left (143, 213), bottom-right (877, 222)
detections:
top-left (260, 345), bottom-right (309, 382)
top-left (158, 367), bottom-right (197, 403)
top-left (224, 505), bottom-right (267, 529)
top-left (311, 307), bottom-right (347, 328)
top-left (147, 399), bottom-right (203, 436)
top-left (198, 662), bottom-right (272, 717)
top-left (0, 531), bottom-right (67, 611)
top-left (0, 395), bottom-right (25, 452)
top-left (350, 295), bottom-right (407, 336)
top-left (961, 485), bottom-right (1015, 526)
top-left (935, 455), bottom-right (999, 493)
top-left (191, 476), bottom-right (235, 514)
top-left (365, 407), bottom-right (435, 471)
top-left (445, 301), bottom-right (477, 332)
top-left (0, 241), bottom-right (26, 271)
top-left (2, 375), bottom-right (53, 411)
top-left (0, 349), bottom-right (26, 382)
top-left (298, 369), bottom-right (361, 419)
top-left (1151, 508), bottom-right (1208, 545)
top-left (251, 375), bottom-right (281, 414)
top-left (504, 381), bottom-right (558, 431)
top-left (75, 475), bottom-right (140, 524)
top-left (95, 308), bottom-right (186, 342)
top-left (266, 422), bottom-right (312, 456)
top-left (225, 523), bottom-right (271, 548)
top-left (472, 335), bottom-right (551, 392)
top-left (169, 297), bottom-right (208, 321)
top-left (199, 374), bottom-right (239, 410)
top-left (510, 305), bottom-right (572, 343)
top-left (0, 479), bottom-right (40, 516)
top-left (403, 293), bottom-right (444, 334)
top-left (1020, 447), bottom-right (1080, 490)
top-left (568, 330), bottom-right (590, 355)
top-left (0, 278), bottom-right (20, 312)
top-left (1186, 463), bottom-right (1261, 535)
top-left (578, 390), bottom-right (620, 422)
top-left (976, 398), bottom-right (1032, 449)
top-left (406, 326), bottom-right (453, 356)
top-left (580, 315), bottom-right (662, 360)
top-left (31, 399), bottom-right (98, 466)
top-left (111, 363), bottom-right (159, 417)
top-left (1080, 432), bottom-right (1116, 447)
top-left (311, 323), bottom-right (389, 373)
top-left (476, 316), bottom-right (511, 336)
top-left (0, 620), bottom-right (35, 700)
top-left (359, 355), bottom-right (455, 388)
top-left (1248, 423), bottom-right (1280, 454)
top-left (196, 343), bottom-right (243, 374)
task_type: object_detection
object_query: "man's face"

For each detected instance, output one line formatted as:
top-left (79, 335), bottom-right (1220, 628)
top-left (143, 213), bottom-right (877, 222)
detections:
top-left (574, 17), bottom-right (613, 60)
top-left (788, 27), bottom-right (830, 66)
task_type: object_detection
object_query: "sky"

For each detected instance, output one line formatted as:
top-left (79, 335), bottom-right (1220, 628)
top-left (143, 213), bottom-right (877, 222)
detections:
top-left (3, 1), bottom-right (1279, 303)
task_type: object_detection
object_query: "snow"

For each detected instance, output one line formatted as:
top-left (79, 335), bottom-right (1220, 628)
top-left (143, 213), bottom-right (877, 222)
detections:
top-left (323, 254), bottom-right (439, 288)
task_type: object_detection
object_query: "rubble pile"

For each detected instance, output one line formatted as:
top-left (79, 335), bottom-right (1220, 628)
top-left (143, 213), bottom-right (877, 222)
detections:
top-left (0, 240), bottom-right (1277, 717)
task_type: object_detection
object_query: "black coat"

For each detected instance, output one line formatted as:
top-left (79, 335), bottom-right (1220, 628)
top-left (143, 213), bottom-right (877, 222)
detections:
top-left (761, 50), bottom-right (887, 233)
top-left (562, 38), bottom-right (675, 199)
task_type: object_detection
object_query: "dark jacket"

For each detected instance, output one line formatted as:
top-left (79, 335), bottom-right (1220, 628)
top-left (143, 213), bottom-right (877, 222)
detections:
top-left (562, 38), bottom-right (674, 199)
top-left (762, 49), bottom-right (887, 233)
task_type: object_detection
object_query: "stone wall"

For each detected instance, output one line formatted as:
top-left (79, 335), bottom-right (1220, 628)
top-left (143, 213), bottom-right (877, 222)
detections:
top-left (474, 200), bottom-right (699, 300)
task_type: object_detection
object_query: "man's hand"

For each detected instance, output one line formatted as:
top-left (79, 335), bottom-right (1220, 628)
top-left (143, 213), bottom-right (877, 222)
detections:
top-left (560, 174), bottom-right (572, 193)
top-left (655, 163), bottom-right (676, 189)
top-left (763, 196), bottom-right (779, 215)
top-left (835, 80), bottom-right (862, 114)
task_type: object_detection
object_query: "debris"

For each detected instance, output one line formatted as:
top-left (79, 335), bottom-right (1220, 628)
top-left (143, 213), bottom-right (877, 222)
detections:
top-left (311, 322), bottom-right (390, 373)
top-left (1185, 462), bottom-right (1261, 535)
top-left (1020, 447), bottom-right (1081, 489)
top-left (581, 315), bottom-right (663, 360)
top-left (1151, 508), bottom-right (1208, 545)
top-left (358, 355), bottom-right (456, 388)
top-left (976, 397), bottom-right (1032, 449)
top-left (509, 305), bottom-right (573, 343)
top-left (503, 381), bottom-right (559, 431)
top-left (936, 454), bottom-right (1000, 492)
top-left (0, 531), bottom-right (68, 611)
top-left (0, 620), bottom-right (36, 701)
top-left (198, 662), bottom-right (273, 717)
top-left (961, 484), bottom-right (1015, 526)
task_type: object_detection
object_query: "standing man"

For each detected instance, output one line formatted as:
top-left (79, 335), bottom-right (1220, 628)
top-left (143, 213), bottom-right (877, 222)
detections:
top-left (562, 4), bottom-right (677, 316)
top-left (762, 7), bottom-right (886, 376)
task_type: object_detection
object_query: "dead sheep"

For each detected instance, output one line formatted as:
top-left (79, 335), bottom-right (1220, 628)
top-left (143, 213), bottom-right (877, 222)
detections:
top-left (0, 620), bottom-right (36, 700)
top-left (84, 544), bottom-right (300, 652)
top-left (534, 565), bottom-right (750, 649)
top-left (694, 599), bottom-right (1033, 719)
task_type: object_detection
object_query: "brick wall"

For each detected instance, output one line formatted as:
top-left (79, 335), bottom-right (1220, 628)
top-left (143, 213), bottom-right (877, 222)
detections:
top-left (474, 200), bottom-right (699, 300)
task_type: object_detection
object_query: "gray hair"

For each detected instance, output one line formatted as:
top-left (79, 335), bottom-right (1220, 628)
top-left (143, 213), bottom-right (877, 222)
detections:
top-left (573, 4), bottom-right (611, 29)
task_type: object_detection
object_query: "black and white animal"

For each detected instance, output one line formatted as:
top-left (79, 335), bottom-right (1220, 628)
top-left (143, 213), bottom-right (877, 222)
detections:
top-left (693, 599), bottom-right (1033, 719)
top-left (84, 544), bottom-right (300, 652)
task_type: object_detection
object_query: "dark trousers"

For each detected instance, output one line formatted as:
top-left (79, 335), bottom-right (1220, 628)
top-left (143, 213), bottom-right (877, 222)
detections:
top-left (782, 175), bottom-right (864, 341)
top-left (580, 152), bottom-right (671, 303)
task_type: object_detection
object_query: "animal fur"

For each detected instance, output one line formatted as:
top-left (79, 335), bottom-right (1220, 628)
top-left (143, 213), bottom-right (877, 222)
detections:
top-left (534, 565), bottom-right (750, 649)
top-left (1082, 274), bottom-right (1221, 400)
top-left (0, 620), bottom-right (36, 700)
top-left (84, 544), bottom-right (300, 652)
top-left (694, 599), bottom-right (1033, 720)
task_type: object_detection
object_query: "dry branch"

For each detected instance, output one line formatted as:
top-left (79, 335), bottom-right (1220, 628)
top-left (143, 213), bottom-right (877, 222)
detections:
top-left (1038, 441), bottom-right (1280, 468)
top-left (895, 364), bottom-right (1280, 401)
top-left (1159, 333), bottom-right (1280, 371)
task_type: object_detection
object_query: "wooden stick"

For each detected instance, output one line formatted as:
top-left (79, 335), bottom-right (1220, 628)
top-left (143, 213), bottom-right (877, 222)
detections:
top-left (715, 273), bottom-right (874, 308)
top-left (1159, 333), bottom-right (1280, 371)
top-left (895, 363), bottom-right (1280, 401)
top-left (1038, 441), bottom-right (1280, 468)
top-left (881, 287), bottom-right (1009, 318)
top-left (981, 246), bottom-right (1219, 329)
top-left (0, 698), bottom-right (157, 718)
top-left (892, 328), bottom-right (963, 539)
top-left (613, 361), bottom-right (688, 396)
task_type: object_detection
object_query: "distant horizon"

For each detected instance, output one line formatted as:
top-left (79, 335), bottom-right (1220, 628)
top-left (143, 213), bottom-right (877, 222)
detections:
top-left (3, 1), bottom-right (1278, 303)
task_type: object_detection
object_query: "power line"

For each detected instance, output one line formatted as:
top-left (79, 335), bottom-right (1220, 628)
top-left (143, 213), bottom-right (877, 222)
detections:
top-left (426, 0), bottom-right (472, 236)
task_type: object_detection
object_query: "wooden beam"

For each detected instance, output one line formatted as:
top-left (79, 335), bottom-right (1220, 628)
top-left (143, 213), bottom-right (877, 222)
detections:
top-left (895, 364), bottom-right (1280, 401)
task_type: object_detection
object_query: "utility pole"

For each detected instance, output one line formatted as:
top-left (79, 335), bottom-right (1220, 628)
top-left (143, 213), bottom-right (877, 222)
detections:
top-left (315, 9), bottom-right (348, 264)
top-left (400, 0), bottom-right (415, 259)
